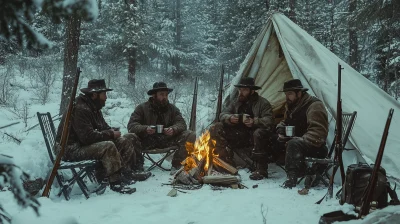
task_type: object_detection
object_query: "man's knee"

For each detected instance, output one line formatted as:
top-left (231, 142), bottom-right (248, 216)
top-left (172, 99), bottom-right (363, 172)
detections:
top-left (100, 141), bottom-right (119, 156)
top-left (123, 133), bottom-right (140, 144)
top-left (286, 138), bottom-right (303, 150)
top-left (210, 122), bottom-right (224, 136)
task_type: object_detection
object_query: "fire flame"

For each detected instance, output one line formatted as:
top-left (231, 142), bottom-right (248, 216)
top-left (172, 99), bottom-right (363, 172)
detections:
top-left (183, 130), bottom-right (217, 173)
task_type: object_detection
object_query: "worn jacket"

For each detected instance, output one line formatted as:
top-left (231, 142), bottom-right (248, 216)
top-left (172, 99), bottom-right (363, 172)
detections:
top-left (127, 98), bottom-right (187, 138)
top-left (277, 92), bottom-right (328, 147)
top-left (219, 92), bottom-right (274, 130)
top-left (56, 94), bottom-right (114, 146)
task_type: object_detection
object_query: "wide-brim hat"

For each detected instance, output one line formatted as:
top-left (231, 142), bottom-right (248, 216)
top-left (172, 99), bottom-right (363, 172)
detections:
top-left (80, 79), bottom-right (113, 93)
top-left (279, 79), bottom-right (309, 92)
top-left (234, 77), bottom-right (261, 90)
top-left (147, 82), bottom-right (173, 95)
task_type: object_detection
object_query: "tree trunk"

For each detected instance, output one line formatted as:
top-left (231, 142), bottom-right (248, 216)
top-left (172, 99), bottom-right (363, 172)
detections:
top-left (128, 44), bottom-right (137, 86)
top-left (289, 0), bottom-right (296, 23)
top-left (172, 0), bottom-right (181, 77)
top-left (59, 14), bottom-right (81, 115)
top-left (348, 0), bottom-right (359, 70)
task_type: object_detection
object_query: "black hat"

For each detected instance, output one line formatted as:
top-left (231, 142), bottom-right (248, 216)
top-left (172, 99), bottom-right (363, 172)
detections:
top-left (234, 77), bottom-right (261, 90)
top-left (147, 82), bottom-right (173, 95)
top-left (80, 79), bottom-right (113, 93)
top-left (279, 79), bottom-right (309, 92)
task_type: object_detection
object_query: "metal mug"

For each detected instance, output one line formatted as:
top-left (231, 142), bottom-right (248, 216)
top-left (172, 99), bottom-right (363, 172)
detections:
top-left (156, 125), bottom-right (164, 134)
top-left (285, 126), bottom-right (295, 137)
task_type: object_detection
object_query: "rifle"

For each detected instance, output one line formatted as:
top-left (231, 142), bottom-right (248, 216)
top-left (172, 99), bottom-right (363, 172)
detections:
top-left (326, 64), bottom-right (345, 199)
top-left (189, 77), bottom-right (198, 132)
top-left (214, 65), bottom-right (224, 123)
top-left (42, 67), bottom-right (81, 198)
top-left (336, 63), bottom-right (345, 186)
top-left (358, 108), bottom-right (394, 218)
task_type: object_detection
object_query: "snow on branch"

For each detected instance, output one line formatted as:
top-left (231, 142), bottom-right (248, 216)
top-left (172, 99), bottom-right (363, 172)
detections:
top-left (0, 154), bottom-right (40, 224)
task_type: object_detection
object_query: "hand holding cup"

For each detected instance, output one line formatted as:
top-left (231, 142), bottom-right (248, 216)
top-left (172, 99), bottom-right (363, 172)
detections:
top-left (147, 125), bottom-right (156, 135)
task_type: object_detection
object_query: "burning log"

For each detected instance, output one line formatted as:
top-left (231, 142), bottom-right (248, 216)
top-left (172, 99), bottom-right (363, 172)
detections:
top-left (202, 175), bottom-right (241, 185)
top-left (213, 157), bottom-right (238, 175)
top-left (189, 157), bottom-right (206, 179)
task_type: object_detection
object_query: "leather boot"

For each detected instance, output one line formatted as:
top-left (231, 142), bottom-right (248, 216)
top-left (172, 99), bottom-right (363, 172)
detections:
top-left (282, 171), bottom-right (297, 189)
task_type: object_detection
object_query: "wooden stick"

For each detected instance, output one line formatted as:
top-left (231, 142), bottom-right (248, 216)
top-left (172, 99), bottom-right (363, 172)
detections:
top-left (213, 157), bottom-right (238, 175)
top-left (0, 121), bottom-right (20, 130)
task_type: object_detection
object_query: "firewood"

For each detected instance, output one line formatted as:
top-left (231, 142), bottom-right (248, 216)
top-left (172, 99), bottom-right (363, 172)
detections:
top-left (202, 175), bottom-right (241, 185)
top-left (207, 163), bottom-right (213, 176)
top-left (213, 157), bottom-right (238, 175)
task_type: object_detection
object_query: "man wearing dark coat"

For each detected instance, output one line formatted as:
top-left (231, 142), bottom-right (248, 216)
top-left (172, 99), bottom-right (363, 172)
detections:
top-left (276, 79), bottom-right (329, 188)
top-left (210, 77), bottom-right (275, 180)
top-left (56, 79), bottom-right (150, 194)
top-left (127, 82), bottom-right (196, 171)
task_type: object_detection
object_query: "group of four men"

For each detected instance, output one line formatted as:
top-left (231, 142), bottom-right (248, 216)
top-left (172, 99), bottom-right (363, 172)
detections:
top-left (56, 77), bottom-right (329, 194)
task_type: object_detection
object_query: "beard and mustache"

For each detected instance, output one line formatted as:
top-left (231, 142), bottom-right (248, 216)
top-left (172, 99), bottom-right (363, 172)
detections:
top-left (286, 97), bottom-right (299, 109)
top-left (93, 97), bottom-right (106, 109)
top-left (238, 94), bottom-right (250, 102)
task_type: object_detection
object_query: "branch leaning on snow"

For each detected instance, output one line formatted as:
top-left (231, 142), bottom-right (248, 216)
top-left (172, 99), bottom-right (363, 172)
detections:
top-left (0, 154), bottom-right (40, 224)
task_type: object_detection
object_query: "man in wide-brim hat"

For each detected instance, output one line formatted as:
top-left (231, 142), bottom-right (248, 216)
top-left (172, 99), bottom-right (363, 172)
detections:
top-left (209, 77), bottom-right (275, 180)
top-left (56, 79), bottom-right (151, 195)
top-left (276, 79), bottom-right (329, 189)
top-left (127, 82), bottom-right (196, 172)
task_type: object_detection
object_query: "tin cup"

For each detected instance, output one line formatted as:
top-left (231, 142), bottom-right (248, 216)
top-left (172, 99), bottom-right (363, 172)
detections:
top-left (285, 126), bottom-right (295, 137)
top-left (156, 125), bottom-right (164, 134)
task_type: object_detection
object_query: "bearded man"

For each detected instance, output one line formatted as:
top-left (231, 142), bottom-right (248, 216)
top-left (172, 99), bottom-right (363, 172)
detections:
top-left (210, 77), bottom-right (275, 180)
top-left (56, 79), bottom-right (150, 195)
top-left (276, 79), bottom-right (329, 188)
top-left (127, 82), bottom-right (196, 171)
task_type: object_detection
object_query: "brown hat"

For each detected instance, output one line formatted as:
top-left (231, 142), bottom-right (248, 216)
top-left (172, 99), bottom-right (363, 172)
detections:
top-left (234, 77), bottom-right (261, 90)
top-left (147, 82), bottom-right (173, 95)
top-left (80, 79), bottom-right (113, 93)
top-left (279, 79), bottom-right (309, 92)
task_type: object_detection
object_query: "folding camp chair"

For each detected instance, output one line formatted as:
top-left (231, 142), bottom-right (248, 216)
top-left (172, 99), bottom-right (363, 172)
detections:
top-left (142, 146), bottom-right (178, 171)
top-left (37, 112), bottom-right (99, 200)
top-left (299, 111), bottom-right (357, 188)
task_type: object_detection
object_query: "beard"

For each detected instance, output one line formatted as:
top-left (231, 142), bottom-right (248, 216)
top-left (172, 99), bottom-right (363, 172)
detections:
top-left (286, 98), bottom-right (299, 108)
top-left (238, 94), bottom-right (249, 102)
top-left (94, 98), bottom-right (106, 109)
top-left (153, 98), bottom-right (169, 111)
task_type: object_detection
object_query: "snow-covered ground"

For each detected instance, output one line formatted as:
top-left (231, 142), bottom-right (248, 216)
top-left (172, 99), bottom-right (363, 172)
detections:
top-left (0, 70), bottom-right (399, 224)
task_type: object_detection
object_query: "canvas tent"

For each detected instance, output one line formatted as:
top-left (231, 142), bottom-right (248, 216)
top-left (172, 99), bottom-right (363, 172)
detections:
top-left (224, 12), bottom-right (400, 182)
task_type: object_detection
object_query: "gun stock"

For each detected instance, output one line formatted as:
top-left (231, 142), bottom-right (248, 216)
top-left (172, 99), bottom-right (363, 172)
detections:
top-left (42, 67), bottom-right (81, 197)
top-left (358, 108), bottom-right (394, 218)
top-left (189, 77), bottom-right (198, 132)
top-left (215, 65), bottom-right (224, 123)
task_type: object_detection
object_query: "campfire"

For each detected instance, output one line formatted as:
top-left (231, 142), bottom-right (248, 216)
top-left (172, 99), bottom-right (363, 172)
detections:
top-left (172, 130), bottom-right (241, 187)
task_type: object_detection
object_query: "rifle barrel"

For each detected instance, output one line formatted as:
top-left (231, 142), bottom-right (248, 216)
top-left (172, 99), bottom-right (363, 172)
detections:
top-left (189, 77), bottom-right (198, 132)
top-left (358, 108), bottom-right (394, 218)
top-left (215, 65), bottom-right (224, 122)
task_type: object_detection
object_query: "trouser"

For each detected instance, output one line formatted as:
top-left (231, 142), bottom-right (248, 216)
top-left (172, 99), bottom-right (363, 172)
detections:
top-left (64, 133), bottom-right (140, 182)
top-left (132, 130), bottom-right (196, 168)
top-left (209, 122), bottom-right (274, 166)
top-left (284, 138), bottom-right (328, 177)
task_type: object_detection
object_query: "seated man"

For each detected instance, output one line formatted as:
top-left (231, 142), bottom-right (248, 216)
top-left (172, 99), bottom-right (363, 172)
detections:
top-left (276, 79), bottom-right (329, 189)
top-left (56, 79), bottom-right (150, 195)
top-left (210, 77), bottom-right (275, 180)
top-left (127, 82), bottom-right (196, 171)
